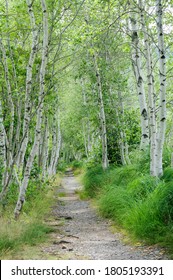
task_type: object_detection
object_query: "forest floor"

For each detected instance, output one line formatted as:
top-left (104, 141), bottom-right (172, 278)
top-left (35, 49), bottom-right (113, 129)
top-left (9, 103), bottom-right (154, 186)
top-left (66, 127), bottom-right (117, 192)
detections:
top-left (40, 170), bottom-right (169, 260)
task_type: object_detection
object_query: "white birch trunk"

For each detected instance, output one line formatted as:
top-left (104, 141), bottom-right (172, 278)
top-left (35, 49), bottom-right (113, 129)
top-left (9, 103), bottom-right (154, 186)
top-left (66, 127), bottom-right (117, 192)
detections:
top-left (0, 39), bottom-right (15, 155)
top-left (138, 0), bottom-right (157, 176)
top-left (117, 91), bottom-right (131, 165)
top-left (0, 100), bottom-right (6, 195)
top-left (48, 117), bottom-right (57, 176)
top-left (82, 121), bottom-right (88, 158)
top-left (0, 129), bottom-right (21, 201)
top-left (155, 0), bottom-right (166, 177)
top-left (42, 118), bottom-right (49, 178)
top-left (14, 0), bottom-right (48, 218)
top-left (48, 109), bottom-right (61, 176)
top-left (16, 0), bottom-right (39, 169)
top-left (81, 78), bottom-right (91, 157)
top-left (129, 14), bottom-right (149, 150)
top-left (93, 54), bottom-right (109, 169)
top-left (13, 99), bottom-right (22, 158)
top-left (52, 118), bottom-right (61, 175)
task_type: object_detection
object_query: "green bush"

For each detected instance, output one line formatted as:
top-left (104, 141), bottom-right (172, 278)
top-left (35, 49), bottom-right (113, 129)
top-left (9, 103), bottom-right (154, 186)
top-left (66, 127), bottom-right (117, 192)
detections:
top-left (57, 161), bottom-right (68, 172)
top-left (71, 160), bottom-right (83, 169)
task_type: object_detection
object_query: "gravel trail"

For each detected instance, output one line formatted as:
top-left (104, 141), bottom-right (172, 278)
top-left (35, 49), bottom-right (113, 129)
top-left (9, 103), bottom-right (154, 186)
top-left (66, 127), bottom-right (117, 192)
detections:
top-left (44, 170), bottom-right (168, 260)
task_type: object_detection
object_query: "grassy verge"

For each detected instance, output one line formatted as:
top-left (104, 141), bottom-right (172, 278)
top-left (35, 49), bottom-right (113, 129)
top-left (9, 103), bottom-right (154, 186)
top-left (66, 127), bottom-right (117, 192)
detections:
top-left (0, 176), bottom-right (61, 259)
top-left (82, 163), bottom-right (173, 258)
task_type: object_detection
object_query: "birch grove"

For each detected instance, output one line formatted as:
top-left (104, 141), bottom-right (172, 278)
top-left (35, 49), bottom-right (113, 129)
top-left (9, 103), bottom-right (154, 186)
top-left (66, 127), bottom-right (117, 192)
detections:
top-left (0, 0), bottom-right (171, 218)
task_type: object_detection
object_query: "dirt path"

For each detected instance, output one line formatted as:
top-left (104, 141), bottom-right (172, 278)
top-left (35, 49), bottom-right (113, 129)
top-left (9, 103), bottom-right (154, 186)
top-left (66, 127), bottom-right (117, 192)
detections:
top-left (43, 170), bottom-right (168, 260)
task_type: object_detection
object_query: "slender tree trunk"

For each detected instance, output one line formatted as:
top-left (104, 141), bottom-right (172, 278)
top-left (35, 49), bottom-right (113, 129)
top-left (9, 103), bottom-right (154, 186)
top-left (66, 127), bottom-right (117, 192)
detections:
top-left (139, 0), bottom-right (157, 176)
top-left (117, 91), bottom-right (131, 165)
top-left (14, 0), bottom-right (48, 218)
top-left (129, 13), bottom-right (149, 150)
top-left (48, 117), bottom-right (57, 176)
top-left (0, 100), bottom-right (6, 196)
top-left (155, 0), bottom-right (166, 177)
top-left (42, 117), bottom-right (49, 178)
top-left (0, 39), bottom-right (15, 155)
top-left (81, 78), bottom-right (91, 158)
top-left (138, 0), bottom-right (157, 176)
top-left (93, 54), bottom-right (109, 169)
top-left (52, 117), bottom-right (61, 175)
top-left (16, 0), bottom-right (39, 169)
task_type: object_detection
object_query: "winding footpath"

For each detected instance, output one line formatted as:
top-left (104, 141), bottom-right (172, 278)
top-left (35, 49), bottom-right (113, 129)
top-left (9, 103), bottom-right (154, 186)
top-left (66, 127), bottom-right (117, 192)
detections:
top-left (43, 170), bottom-right (169, 260)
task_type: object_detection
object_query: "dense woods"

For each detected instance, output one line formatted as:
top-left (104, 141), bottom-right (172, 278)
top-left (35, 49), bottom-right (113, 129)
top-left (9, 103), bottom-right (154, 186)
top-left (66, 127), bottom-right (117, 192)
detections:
top-left (1, 0), bottom-right (173, 257)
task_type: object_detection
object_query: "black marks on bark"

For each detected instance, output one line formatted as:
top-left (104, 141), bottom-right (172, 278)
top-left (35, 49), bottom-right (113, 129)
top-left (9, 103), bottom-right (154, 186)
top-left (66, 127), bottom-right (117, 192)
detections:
top-left (141, 108), bottom-right (147, 119)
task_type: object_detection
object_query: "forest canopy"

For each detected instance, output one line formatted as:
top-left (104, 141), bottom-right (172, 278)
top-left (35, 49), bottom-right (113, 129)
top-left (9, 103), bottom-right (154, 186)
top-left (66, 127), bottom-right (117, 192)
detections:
top-left (0, 0), bottom-right (173, 219)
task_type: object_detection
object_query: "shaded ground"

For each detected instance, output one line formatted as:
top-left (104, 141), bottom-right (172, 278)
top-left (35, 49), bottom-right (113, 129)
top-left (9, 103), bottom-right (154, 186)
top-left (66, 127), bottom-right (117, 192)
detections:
top-left (42, 170), bottom-right (169, 260)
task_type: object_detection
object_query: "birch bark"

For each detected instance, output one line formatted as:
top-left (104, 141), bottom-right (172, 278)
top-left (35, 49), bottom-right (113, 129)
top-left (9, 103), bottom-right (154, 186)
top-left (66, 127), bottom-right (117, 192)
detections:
top-left (138, 0), bottom-right (157, 176)
top-left (14, 0), bottom-right (48, 218)
top-left (0, 39), bottom-right (15, 155)
top-left (0, 100), bottom-right (6, 192)
top-left (16, 0), bottom-right (39, 169)
top-left (117, 91), bottom-right (131, 165)
top-left (93, 54), bottom-right (109, 169)
top-left (52, 117), bottom-right (61, 175)
top-left (48, 117), bottom-right (57, 176)
top-left (129, 14), bottom-right (149, 150)
top-left (155, 0), bottom-right (166, 177)
top-left (42, 117), bottom-right (49, 178)
top-left (81, 78), bottom-right (91, 158)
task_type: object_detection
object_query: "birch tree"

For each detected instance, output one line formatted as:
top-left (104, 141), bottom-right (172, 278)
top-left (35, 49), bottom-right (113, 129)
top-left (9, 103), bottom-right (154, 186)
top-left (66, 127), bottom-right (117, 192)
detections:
top-left (155, 0), bottom-right (166, 177)
top-left (0, 100), bottom-right (6, 193)
top-left (129, 9), bottom-right (149, 151)
top-left (14, 0), bottom-right (49, 218)
top-left (138, 0), bottom-right (157, 176)
top-left (93, 53), bottom-right (109, 169)
top-left (16, 0), bottom-right (39, 169)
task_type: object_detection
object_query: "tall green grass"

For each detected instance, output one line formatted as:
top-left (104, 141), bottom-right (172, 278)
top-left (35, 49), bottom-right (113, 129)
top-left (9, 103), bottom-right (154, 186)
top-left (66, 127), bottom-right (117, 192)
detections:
top-left (83, 157), bottom-right (173, 256)
top-left (0, 176), bottom-right (59, 257)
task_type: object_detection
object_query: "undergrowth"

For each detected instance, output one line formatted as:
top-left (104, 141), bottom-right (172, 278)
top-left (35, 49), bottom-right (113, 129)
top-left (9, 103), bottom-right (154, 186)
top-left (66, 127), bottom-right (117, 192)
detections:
top-left (83, 151), bottom-right (173, 257)
top-left (0, 175), bottom-right (60, 258)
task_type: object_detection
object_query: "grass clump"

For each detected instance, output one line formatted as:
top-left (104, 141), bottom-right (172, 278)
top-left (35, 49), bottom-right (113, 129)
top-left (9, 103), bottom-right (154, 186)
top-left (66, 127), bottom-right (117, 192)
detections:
top-left (20, 223), bottom-right (53, 246)
top-left (124, 181), bottom-right (173, 241)
top-left (98, 186), bottom-right (134, 224)
top-left (83, 165), bottom-right (107, 197)
top-left (127, 175), bottom-right (159, 201)
top-left (83, 160), bottom-right (173, 256)
top-left (161, 167), bottom-right (173, 182)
